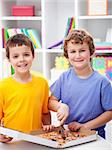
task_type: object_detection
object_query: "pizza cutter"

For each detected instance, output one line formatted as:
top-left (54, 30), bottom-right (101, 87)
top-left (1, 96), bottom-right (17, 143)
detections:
top-left (59, 125), bottom-right (67, 140)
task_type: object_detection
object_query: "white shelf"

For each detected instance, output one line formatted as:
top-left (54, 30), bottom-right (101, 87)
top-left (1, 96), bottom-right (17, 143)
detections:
top-left (0, 0), bottom-right (112, 81)
top-left (0, 1), bottom-right (112, 144)
top-left (2, 16), bottom-right (42, 21)
top-left (96, 50), bottom-right (112, 53)
top-left (45, 49), bottom-right (63, 53)
top-left (78, 15), bottom-right (112, 19)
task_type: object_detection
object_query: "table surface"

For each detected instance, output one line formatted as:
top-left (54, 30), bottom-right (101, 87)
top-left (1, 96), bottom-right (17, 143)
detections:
top-left (0, 136), bottom-right (112, 150)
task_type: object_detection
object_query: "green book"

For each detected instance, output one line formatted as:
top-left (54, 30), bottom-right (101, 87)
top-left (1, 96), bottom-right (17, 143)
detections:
top-left (11, 66), bottom-right (15, 75)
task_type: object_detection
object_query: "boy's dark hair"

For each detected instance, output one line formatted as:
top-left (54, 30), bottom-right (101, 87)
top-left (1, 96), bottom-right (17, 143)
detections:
top-left (63, 29), bottom-right (95, 58)
top-left (6, 34), bottom-right (34, 59)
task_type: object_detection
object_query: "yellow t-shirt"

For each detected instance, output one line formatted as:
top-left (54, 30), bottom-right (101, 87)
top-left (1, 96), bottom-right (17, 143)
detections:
top-left (0, 75), bottom-right (49, 133)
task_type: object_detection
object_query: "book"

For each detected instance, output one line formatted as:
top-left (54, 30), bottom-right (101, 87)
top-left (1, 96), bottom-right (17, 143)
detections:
top-left (3, 28), bottom-right (9, 48)
top-left (65, 17), bottom-right (75, 37)
top-left (2, 28), bottom-right (4, 48)
top-left (22, 28), bottom-right (29, 37)
top-left (16, 28), bottom-right (23, 34)
top-left (2, 28), bottom-right (41, 49)
top-left (48, 17), bottom-right (75, 49)
top-left (27, 29), bottom-right (41, 48)
top-left (95, 42), bottom-right (112, 46)
top-left (7, 28), bottom-right (17, 37)
top-left (47, 40), bottom-right (63, 49)
top-left (95, 42), bottom-right (112, 50)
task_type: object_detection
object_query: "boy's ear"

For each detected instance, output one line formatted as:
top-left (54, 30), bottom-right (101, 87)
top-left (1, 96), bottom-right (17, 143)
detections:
top-left (90, 52), bottom-right (95, 58)
top-left (7, 58), bottom-right (10, 62)
top-left (33, 53), bottom-right (35, 58)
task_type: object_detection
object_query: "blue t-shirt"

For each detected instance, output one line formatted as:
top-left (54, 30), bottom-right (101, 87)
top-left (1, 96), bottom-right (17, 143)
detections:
top-left (50, 67), bottom-right (112, 137)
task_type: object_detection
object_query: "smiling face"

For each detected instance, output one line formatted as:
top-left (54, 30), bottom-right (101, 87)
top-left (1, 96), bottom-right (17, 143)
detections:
top-left (9, 45), bottom-right (34, 76)
top-left (67, 40), bottom-right (92, 71)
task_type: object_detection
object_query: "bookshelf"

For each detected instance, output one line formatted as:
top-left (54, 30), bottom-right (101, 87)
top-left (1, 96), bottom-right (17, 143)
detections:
top-left (0, 0), bottom-right (43, 79)
top-left (0, 0), bottom-right (112, 81)
top-left (0, 0), bottom-right (112, 143)
top-left (75, 0), bottom-right (112, 83)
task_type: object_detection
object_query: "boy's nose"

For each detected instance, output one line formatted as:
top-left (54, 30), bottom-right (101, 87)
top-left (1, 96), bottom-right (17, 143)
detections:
top-left (19, 56), bottom-right (24, 61)
top-left (75, 52), bottom-right (80, 58)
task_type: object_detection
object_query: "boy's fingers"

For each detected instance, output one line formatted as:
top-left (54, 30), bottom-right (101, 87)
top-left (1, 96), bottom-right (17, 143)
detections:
top-left (57, 115), bottom-right (64, 121)
top-left (57, 113), bottom-right (68, 121)
top-left (68, 122), bottom-right (81, 131)
top-left (59, 116), bottom-right (67, 125)
top-left (0, 137), bottom-right (12, 143)
top-left (43, 125), bottom-right (54, 131)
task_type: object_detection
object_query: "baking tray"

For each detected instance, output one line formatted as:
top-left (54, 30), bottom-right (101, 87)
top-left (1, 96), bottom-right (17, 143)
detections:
top-left (0, 127), bottom-right (98, 148)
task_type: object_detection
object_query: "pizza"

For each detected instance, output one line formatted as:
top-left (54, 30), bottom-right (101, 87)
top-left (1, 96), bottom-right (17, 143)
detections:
top-left (38, 128), bottom-right (96, 145)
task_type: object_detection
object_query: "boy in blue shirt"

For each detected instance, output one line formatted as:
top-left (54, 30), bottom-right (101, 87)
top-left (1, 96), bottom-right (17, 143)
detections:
top-left (49, 29), bottom-right (112, 138)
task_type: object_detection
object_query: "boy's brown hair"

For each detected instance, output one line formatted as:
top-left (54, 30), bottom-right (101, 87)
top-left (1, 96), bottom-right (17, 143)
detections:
top-left (63, 29), bottom-right (95, 58)
top-left (6, 34), bottom-right (34, 59)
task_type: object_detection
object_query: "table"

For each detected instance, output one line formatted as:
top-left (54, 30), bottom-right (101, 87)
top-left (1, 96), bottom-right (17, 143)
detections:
top-left (0, 136), bottom-right (112, 150)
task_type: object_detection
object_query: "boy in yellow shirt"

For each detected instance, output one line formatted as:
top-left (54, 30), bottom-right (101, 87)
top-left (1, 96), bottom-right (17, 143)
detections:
top-left (0, 34), bottom-right (51, 142)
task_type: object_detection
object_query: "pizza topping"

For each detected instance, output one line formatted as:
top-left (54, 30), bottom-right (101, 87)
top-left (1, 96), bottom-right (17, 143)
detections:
top-left (38, 128), bottom-right (96, 146)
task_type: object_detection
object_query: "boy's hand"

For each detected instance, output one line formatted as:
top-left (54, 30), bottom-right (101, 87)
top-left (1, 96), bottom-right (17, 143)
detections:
top-left (42, 124), bottom-right (55, 132)
top-left (57, 103), bottom-right (69, 125)
top-left (0, 120), bottom-right (13, 143)
top-left (68, 121), bottom-right (83, 131)
top-left (0, 134), bottom-right (13, 143)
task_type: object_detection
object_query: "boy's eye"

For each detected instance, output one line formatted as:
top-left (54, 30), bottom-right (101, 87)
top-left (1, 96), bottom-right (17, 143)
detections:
top-left (80, 50), bottom-right (85, 52)
top-left (24, 53), bottom-right (31, 57)
top-left (70, 50), bottom-right (76, 53)
top-left (13, 55), bottom-right (18, 58)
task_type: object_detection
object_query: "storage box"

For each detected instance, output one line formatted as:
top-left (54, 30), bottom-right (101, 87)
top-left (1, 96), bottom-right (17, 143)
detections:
top-left (12, 6), bottom-right (35, 16)
top-left (87, 0), bottom-right (108, 16)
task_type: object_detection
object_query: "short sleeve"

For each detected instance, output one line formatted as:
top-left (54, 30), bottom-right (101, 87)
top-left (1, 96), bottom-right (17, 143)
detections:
top-left (42, 80), bottom-right (49, 114)
top-left (50, 76), bottom-right (62, 101)
top-left (101, 80), bottom-right (112, 110)
top-left (0, 88), bottom-right (4, 120)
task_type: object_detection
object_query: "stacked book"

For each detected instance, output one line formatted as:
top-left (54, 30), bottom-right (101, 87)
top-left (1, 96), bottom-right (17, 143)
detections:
top-left (95, 42), bottom-right (112, 50)
top-left (2, 28), bottom-right (41, 49)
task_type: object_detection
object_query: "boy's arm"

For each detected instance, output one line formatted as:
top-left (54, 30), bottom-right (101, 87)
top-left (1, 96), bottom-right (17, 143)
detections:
top-left (0, 92), bottom-right (12, 142)
top-left (83, 110), bottom-right (112, 129)
top-left (48, 95), bottom-right (69, 125)
top-left (48, 95), bottom-right (60, 111)
top-left (68, 110), bottom-right (112, 132)
top-left (42, 111), bottom-right (51, 125)
top-left (42, 112), bottom-right (55, 131)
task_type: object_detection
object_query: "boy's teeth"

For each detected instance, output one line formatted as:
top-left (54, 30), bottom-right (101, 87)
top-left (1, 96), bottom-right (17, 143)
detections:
top-left (18, 64), bottom-right (27, 67)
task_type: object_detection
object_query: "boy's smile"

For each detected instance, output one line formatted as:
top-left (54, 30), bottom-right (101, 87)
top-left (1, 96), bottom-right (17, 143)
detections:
top-left (9, 45), bottom-right (34, 76)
